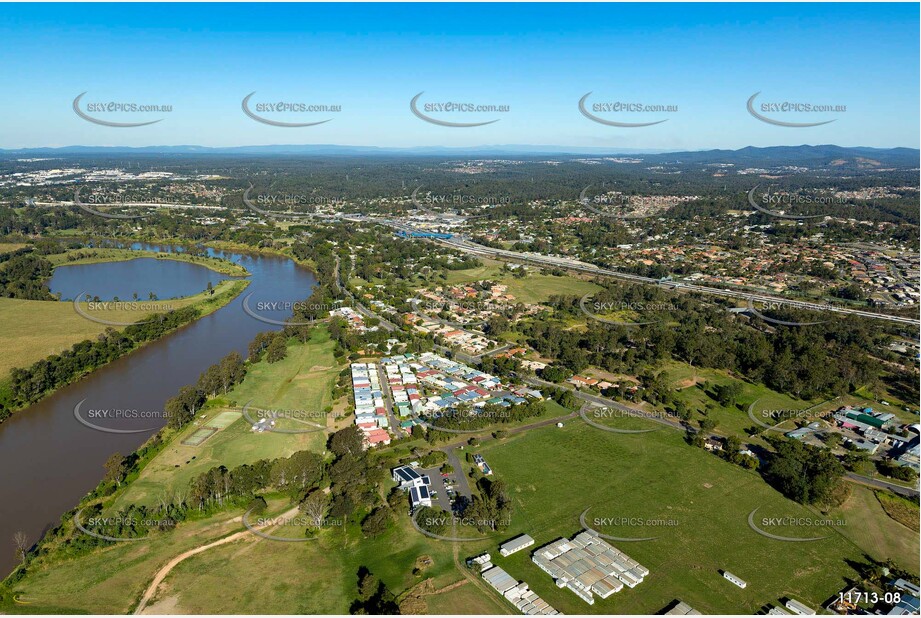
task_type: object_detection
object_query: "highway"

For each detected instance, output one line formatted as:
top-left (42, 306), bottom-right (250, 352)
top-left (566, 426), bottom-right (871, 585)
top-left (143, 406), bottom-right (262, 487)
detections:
top-left (437, 236), bottom-right (920, 327)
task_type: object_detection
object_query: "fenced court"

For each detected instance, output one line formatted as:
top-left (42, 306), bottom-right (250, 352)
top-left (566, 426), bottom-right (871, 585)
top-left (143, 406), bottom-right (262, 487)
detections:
top-left (181, 427), bottom-right (218, 446)
top-left (180, 410), bottom-right (241, 446)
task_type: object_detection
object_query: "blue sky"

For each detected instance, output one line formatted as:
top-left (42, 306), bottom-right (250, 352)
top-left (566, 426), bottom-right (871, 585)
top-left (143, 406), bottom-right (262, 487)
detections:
top-left (0, 3), bottom-right (917, 150)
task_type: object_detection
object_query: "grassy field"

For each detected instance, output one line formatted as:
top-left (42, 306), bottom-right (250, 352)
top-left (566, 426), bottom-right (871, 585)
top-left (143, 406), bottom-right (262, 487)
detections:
top-left (474, 415), bottom-right (878, 615)
top-left (0, 279), bottom-right (248, 382)
top-left (111, 327), bottom-right (341, 509)
top-left (6, 493), bottom-right (503, 615)
top-left (441, 262), bottom-right (601, 304)
top-left (0, 243), bottom-right (28, 255)
top-left (45, 247), bottom-right (250, 276)
top-left (655, 361), bottom-right (819, 441)
top-left (3, 501), bottom-right (280, 614)
top-left (8, 389), bottom-right (901, 615)
top-left (825, 486), bottom-right (919, 575)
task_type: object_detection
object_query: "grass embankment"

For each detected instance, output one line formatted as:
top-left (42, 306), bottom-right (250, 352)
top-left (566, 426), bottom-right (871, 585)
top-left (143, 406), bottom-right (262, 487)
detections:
top-left (0, 279), bottom-right (248, 384)
top-left (874, 490), bottom-right (920, 532)
top-left (0, 243), bottom-right (29, 255)
top-left (46, 247), bottom-right (250, 276)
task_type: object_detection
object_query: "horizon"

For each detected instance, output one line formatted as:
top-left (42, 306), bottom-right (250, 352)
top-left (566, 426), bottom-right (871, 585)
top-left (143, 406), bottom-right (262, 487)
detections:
top-left (3, 143), bottom-right (919, 155)
top-left (1, 3), bottom-right (918, 150)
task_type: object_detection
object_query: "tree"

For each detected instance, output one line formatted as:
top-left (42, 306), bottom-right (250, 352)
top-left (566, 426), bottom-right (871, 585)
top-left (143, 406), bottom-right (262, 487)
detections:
top-left (329, 426), bottom-right (365, 459)
top-left (265, 334), bottom-right (288, 363)
top-left (103, 452), bottom-right (128, 486)
top-left (300, 490), bottom-right (329, 528)
top-left (763, 436), bottom-right (845, 505)
top-left (13, 531), bottom-right (28, 563)
top-left (361, 506), bottom-right (392, 538)
top-left (219, 352), bottom-right (246, 393)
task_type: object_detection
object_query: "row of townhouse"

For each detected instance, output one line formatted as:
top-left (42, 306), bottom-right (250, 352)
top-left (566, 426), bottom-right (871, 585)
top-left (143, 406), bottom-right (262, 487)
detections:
top-left (351, 363), bottom-right (390, 447)
top-left (381, 354), bottom-right (423, 433)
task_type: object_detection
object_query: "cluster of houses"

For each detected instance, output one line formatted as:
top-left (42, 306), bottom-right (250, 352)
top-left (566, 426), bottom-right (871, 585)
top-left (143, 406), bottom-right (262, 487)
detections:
top-left (381, 355), bottom-right (422, 434)
top-left (469, 549), bottom-right (560, 616)
top-left (330, 306), bottom-right (375, 333)
top-left (414, 352), bottom-right (504, 410)
top-left (350, 363), bottom-right (390, 447)
top-left (532, 532), bottom-right (649, 605)
top-left (391, 465), bottom-right (432, 511)
top-left (406, 314), bottom-right (496, 355)
top-left (569, 374), bottom-right (639, 397)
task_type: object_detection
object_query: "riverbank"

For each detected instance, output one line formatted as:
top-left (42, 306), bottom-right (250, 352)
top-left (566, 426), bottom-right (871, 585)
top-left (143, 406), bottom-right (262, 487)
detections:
top-left (47, 247), bottom-right (251, 277)
top-left (0, 278), bottom-right (250, 419)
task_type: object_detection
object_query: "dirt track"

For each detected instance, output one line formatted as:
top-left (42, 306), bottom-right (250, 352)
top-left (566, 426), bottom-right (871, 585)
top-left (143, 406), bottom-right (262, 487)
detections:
top-left (133, 506), bottom-right (300, 614)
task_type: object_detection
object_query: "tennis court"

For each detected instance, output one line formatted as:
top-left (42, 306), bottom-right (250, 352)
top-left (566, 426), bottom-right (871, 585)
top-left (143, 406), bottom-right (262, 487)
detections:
top-left (210, 410), bottom-right (242, 429)
top-left (181, 426), bottom-right (218, 446)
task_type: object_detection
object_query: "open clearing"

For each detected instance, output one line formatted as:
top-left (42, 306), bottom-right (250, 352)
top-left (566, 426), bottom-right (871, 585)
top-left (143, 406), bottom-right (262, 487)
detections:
top-left (475, 416), bottom-right (875, 615)
top-left (441, 262), bottom-right (601, 304)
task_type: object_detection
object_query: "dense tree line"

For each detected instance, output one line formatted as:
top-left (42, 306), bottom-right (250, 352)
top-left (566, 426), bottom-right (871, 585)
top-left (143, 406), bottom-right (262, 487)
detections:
top-left (524, 282), bottom-right (894, 401)
top-left (0, 253), bottom-right (55, 300)
top-left (2, 307), bottom-right (203, 417)
top-left (164, 351), bottom-right (246, 430)
top-left (762, 434), bottom-right (846, 506)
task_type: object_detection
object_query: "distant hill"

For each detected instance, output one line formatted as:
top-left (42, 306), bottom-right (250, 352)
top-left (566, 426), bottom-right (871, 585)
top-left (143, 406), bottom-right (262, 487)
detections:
top-left (642, 145), bottom-right (920, 168)
top-left (1, 144), bottom-right (917, 166)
